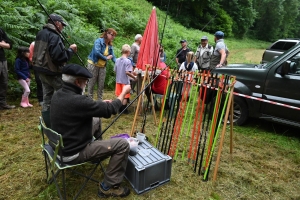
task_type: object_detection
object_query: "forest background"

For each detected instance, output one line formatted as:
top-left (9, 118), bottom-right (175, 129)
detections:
top-left (1, 0), bottom-right (296, 99)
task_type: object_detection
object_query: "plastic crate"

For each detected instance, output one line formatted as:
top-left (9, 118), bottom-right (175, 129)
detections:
top-left (124, 140), bottom-right (172, 194)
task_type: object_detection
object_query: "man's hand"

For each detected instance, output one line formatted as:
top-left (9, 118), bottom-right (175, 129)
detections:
top-left (107, 55), bottom-right (113, 60)
top-left (0, 40), bottom-right (10, 49)
top-left (69, 44), bottom-right (77, 53)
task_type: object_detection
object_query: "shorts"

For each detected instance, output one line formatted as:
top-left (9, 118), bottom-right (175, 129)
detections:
top-left (115, 83), bottom-right (130, 99)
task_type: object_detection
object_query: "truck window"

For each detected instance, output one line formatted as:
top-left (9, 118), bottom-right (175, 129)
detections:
top-left (270, 42), bottom-right (285, 50)
top-left (283, 42), bottom-right (297, 50)
top-left (270, 41), bottom-right (297, 51)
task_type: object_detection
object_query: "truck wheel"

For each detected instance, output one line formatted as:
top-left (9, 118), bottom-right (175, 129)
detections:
top-left (232, 96), bottom-right (248, 125)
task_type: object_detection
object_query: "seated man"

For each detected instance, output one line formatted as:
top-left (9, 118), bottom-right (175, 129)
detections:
top-left (50, 63), bottom-right (131, 198)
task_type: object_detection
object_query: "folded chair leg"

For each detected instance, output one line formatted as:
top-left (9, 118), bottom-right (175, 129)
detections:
top-left (62, 170), bottom-right (67, 200)
top-left (45, 153), bottom-right (64, 199)
top-left (45, 152), bottom-right (61, 184)
top-left (50, 167), bottom-right (64, 199)
top-left (73, 162), bottom-right (100, 200)
top-left (43, 151), bottom-right (49, 182)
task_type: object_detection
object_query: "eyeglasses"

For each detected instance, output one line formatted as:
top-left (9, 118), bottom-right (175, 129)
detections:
top-left (108, 32), bottom-right (116, 37)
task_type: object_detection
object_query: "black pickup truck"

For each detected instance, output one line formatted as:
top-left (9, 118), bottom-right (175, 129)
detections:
top-left (213, 43), bottom-right (300, 128)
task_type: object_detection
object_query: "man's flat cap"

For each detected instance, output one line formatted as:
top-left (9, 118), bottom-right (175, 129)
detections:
top-left (62, 64), bottom-right (92, 78)
top-left (180, 39), bottom-right (187, 43)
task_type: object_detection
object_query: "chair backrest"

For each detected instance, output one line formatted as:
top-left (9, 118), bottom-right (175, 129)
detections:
top-left (39, 116), bottom-right (64, 167)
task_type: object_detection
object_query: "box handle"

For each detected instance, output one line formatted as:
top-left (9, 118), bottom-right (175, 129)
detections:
top-left (150, 181), bottom-right (160, 188)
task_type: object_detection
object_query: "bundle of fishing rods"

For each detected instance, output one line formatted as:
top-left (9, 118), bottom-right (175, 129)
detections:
top-left (153, 70), bottom-right (235, 181)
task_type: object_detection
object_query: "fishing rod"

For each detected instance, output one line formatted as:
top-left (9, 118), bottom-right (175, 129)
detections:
top-left (159, 76), bottom-right (178, 152)
top-left (36, 0), bottom-right (86, 67)
top-left (200, 14), bottom-right (217, 32)
top-left (174, 72), bottom-right (194, 160)
top-left (160, 73), bottom-right (182, 153)
top-left (166, 77), bottom-right (184, 155)
top-left (98, 66), bottom-right (170, 140)
top-left (153, 0), bottom-right (171, 74)
top-left (168, 72), bottom-right (189, 157)
top-left (188, 70), bottom-right (206, 163)
top-left (157, 70), bottom-right (180, 151)
top-left (197, 73), bottom-right (218, 175)
top-left (191, 71), bottom-right (209, 163)
top-left (182, 72), bottom-right (201, 160)
top-left (203, 75), bottom-right (230, 181)
top-left (156, 73), bottom-right (174, 150)
top-left (161, 73), bottom-right (183, 154)
top-left (155, 69), bottom-right (172, 146)
top-left (168, 13), bottom-right (217, 68)
top-left (202, 75), bottom-right (226, 174)
top-left (193, 81), bottom-right (209, 172)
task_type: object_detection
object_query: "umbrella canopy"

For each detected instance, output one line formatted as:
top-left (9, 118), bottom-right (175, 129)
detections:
top-left (136, 7), bottom-right (160, 71)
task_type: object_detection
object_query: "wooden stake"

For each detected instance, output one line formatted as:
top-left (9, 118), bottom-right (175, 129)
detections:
top-left (212, 77), bottom-right (236, 181)
top-left (230, 93), bottom-right (234, 154)
top-left (130, 66), bottom-right (149, 136)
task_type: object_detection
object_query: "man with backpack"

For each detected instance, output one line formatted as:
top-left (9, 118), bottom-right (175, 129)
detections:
top-left (210, 31), bottom-right (229, 70)
top-left (195, 36), bottom-right (214, 71)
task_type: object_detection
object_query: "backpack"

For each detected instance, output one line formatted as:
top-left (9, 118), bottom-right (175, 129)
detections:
top-left (184, 61), bottom-right (195, 71)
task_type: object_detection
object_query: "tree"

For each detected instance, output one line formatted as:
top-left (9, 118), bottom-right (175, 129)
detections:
top-left (221, 0), bottom-right (257, 38)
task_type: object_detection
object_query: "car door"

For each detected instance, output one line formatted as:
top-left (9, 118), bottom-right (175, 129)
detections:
top-left (261, 50), bottom-right (300, 123)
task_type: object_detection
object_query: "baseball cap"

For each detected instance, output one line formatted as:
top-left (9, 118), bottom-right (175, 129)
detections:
top-left (180, 39), bottom-right (187, 43)
top-left (49, 14), bottom-right (67, 26)
top-left (214, 31), bottom-right (224, 38)
top-left (201, 36), bottom-right (208, 40)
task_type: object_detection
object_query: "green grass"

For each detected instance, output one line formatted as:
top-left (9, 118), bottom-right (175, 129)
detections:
top-left (1, 92), bottom-right (300, 200)
top-left (1, 1), bottom-right (300, 199)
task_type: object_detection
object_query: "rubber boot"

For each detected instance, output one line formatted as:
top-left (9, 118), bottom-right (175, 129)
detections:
top-left (41, 110), bottom-right (51, 128)
top-left (25, 97), bottom-right (33, 107)
top-left (20, 96), bottom-right (29, 108)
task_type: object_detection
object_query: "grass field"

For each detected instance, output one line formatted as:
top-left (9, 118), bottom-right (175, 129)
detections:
top-left (1, 43), bottom-right (300, 200)
top-left (1, 46), bottom-right (300, 199)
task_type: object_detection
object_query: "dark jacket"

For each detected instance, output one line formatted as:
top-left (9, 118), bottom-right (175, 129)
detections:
top-left (32, 23), bottom-right (74, 75)
top-left (50, 82), bottom-right (122, 156)
top-left (0, 28), bottom-right (13, 61)
top-left (14, 58), bottom-right (30, 80)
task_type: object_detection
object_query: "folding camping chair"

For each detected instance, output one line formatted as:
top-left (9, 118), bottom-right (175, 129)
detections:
top-left (39, 116), bottom-right (105, 200)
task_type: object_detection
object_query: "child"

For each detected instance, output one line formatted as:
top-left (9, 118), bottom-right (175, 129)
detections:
top-left (14, 46), bottom-right (32, 108)
top-left (179, 51), bottom-right (198, 80)
top-left (114, 44), bottom-right (136, 114)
